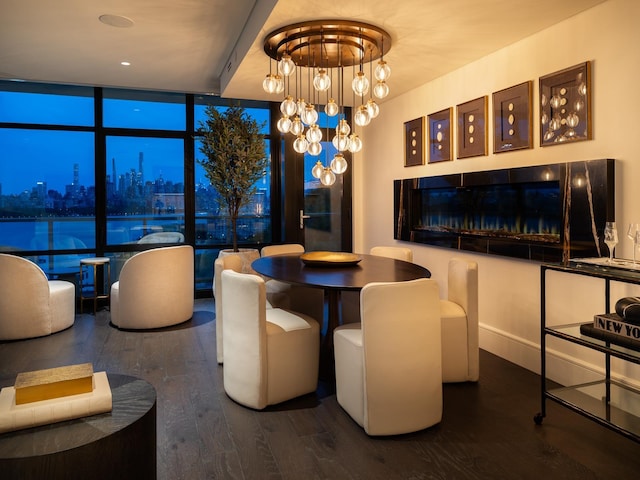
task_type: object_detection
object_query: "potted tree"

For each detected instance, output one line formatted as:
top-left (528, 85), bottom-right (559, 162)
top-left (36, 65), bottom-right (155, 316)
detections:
top-left (198, 104), bottom-right (268, 253)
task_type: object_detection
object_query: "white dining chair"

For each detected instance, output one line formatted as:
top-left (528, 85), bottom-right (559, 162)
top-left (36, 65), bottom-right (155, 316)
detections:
top-left (341, 245), bottom-right (414, 324)
top-left (334, 278), bottom-right (442, 435)
top-left (221, 269), bottom-right (320, 409)
top-left (213, 253), bottom-right (244, 364)
top-left (369, 245), bottom-right (413, 262)
top-left (260, 244), bottom-right (324, 325)
top-left (440, 257), bottom-right (479, 382)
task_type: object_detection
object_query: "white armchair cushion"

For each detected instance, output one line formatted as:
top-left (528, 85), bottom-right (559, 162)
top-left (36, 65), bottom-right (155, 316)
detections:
top-left (266, 307), bottom-right (316, 332)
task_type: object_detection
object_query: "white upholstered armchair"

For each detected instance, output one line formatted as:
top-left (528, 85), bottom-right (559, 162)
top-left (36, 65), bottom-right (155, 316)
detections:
top-left (333, 278), bottom-right (442, 436)
top-left (0, 253), bottom-right (75, 340)
top-left (221, 269), bottom-right (320, 410)
top-left (440, 257), bottom-right (479, 382)
top-left (110, 245), bottom-right (194, 329)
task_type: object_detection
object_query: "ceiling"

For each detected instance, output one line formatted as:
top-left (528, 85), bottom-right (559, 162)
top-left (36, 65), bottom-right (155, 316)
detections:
top-left (0, 0), bottom-right (606, 105)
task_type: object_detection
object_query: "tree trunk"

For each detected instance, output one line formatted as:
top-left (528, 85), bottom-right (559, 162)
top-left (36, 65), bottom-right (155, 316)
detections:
top-left (231, 215), bottom-right (238, 252)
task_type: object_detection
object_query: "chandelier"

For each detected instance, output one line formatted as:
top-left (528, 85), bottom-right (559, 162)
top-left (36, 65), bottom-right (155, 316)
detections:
top-left (262, 20), bottom-right (392, 185)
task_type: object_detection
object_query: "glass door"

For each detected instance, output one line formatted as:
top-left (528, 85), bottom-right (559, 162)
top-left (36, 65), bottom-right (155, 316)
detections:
top-left (302, 150), bottom-right (346, 251)
top-left (279, 107), bottom-right (353, 252)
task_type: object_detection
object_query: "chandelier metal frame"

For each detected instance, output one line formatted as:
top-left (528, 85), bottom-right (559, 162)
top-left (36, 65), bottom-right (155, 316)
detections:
top-left (263, 20), bottom-right (391, 68)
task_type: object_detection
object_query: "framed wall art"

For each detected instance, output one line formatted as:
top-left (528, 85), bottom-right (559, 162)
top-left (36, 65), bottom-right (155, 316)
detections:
top-left (493, 81), bottom-right (533, 153)
top-left (457, 96), bottom-right (487, 159)
top-left (539, 61), bottom-right (592, 146)
top-left (404, 117), bottom-right (425, 167)
top-left (428, 107), bottom-right (453, 163)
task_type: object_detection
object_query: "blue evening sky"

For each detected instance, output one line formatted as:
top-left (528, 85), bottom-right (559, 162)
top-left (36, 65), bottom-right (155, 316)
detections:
top-left (0, 89), bottom-right (270, 195)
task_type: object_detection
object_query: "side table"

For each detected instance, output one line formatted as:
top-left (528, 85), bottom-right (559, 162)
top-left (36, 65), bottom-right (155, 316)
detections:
top-left (80, 257), bottom-right (111, 314)
top-left (0, 374), bottom-right (157, 480)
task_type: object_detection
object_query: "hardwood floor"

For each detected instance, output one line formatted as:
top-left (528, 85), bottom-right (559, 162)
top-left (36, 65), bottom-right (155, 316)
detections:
top-left (1, 299), bottom-right (639, 479)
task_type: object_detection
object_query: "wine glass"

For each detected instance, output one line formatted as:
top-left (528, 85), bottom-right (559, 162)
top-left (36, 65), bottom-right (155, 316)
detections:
top-left (627, 223), bottom-right (640, 266)
top-left (604, 222), bottom-right (618, 264)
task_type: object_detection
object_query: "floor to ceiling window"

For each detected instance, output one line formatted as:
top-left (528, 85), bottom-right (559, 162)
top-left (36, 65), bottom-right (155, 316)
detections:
top-left (0, 83), bottom-right (95, 277)
top-left (0, 81), bottom-right (273, 293)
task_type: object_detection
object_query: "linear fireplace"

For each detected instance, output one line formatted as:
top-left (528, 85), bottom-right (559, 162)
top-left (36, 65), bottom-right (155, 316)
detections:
top-left (394, 159), bottom-right (614, 262)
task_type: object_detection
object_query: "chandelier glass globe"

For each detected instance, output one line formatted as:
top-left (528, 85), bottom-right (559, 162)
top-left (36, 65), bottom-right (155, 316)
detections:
top-left (278, 53), bottom-right (296, 77)
top-left (348, 134), bottom-right (362, 153)
top-left (312, 161), bottom-right (324, 179)
top-left (293, 134), bottom-right (309, 154)
top-left (296, 98), bottom-right (307, 116)
top-left (325, 99), bottom-right (339, 117)
top-left (354, 105), bottom-right (371, 127)
top-left (307, 141), bottom-right (322, 156)
top-left (301, 104), bottom-right (318, 126)
top-left (289, 116), bottom-right (304, 136)
top-left (366, 99), bottom-right (380, 118)
top-left (280, 95), bottom-right (297, 117)
top-left (374, 60), bottom-right (391, 81)
top-left (352, 71), bottom-right (370, 96)
top-left (313, 69), bottom-right (331, 91)
top-left (274, 74), bottom-right (284, 94)
top-left (305, 124), bottom-right (322, 143)
top-left (336, 118), bottom-right (351, 136)
top-left (320, 167), bottom-right (336, 186)
top-left (373, 81), bottom-right (389, 99)
top-left (332, 133), bottom-right (351, 152)
top-left (262, 74), bottom-right (279, 94)
top-left (330, 153), bottom-right (348, 174)
top-left (276, 115), bottom-right (291, 133)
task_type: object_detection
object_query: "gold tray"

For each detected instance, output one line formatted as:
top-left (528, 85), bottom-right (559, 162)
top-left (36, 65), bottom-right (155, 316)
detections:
top-left (300, 251), bottom-right (362, 267)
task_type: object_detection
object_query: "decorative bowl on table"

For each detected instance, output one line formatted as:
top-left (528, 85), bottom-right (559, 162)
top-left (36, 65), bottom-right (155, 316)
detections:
top-left (300, 251), bottom-right (362, 267)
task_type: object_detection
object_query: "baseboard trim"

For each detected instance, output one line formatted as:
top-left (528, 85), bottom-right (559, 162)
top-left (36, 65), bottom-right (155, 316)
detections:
top-left (478, 323), bottom-right (640, 389)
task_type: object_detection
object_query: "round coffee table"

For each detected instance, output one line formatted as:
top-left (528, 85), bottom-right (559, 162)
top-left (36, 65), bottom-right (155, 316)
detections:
top-left (0, 374), bottom-right (156, 480)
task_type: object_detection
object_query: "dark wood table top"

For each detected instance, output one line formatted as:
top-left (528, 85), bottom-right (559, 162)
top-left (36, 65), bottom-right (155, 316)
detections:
top-left (252, 253), bottom-right (431, 291)
top-left (0, 373), bottom-right (156, 458)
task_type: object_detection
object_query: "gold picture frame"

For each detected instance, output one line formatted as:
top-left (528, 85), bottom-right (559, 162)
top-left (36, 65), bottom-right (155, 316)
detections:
top-left (457, 96), bottom-right (487, 159)
top-left (404, 117), bottom-right (425, 167)
top-left (493, 81), bottom-right (533, 153)
top-left (539, 61), bottom-right (592, 146)
top-left (428, 108), bottom-right (453, 163)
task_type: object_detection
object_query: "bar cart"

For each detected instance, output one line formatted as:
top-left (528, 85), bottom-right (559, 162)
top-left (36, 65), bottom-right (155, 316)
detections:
top-left (536, 260), bottom-right (640, 442)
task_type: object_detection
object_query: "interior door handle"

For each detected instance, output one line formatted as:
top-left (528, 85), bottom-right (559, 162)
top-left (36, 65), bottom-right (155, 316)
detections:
top-left (299, 209), bottom-right (311, 229)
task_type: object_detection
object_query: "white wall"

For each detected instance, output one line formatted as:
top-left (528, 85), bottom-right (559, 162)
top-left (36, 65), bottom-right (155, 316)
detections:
top-left (355, 0), bottom-right (640, 386)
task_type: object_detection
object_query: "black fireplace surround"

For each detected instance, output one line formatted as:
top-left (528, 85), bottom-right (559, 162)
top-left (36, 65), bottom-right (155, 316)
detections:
top-left (394, 159), bottom-right (614, 262)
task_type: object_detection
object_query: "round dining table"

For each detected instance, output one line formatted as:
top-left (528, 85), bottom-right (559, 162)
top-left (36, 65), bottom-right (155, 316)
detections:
top-left (252, 253), bottom-right (431, 379)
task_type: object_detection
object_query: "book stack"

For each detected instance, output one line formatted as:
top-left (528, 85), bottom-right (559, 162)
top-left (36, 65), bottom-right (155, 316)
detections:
top-left (580, 311), bottom-right (640, 352)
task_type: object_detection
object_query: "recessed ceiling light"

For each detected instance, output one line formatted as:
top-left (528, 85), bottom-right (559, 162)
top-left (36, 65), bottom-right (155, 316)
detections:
top-left (121, 61), bottom-right (131, 66)
top-left (99, 14), bottom-right (134, 28)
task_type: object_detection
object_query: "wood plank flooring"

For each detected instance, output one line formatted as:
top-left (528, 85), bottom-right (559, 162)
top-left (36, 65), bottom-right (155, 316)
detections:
top-left (1, 299), bottom-right (639, 479)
